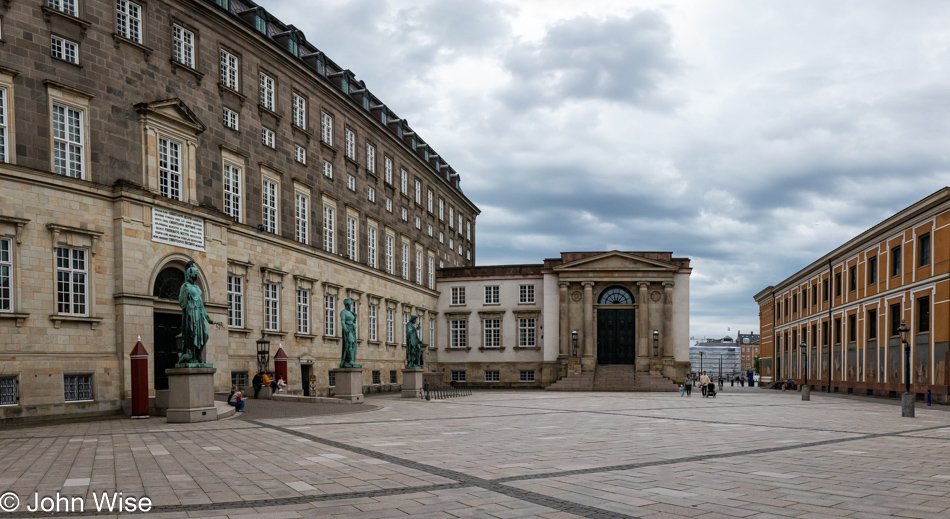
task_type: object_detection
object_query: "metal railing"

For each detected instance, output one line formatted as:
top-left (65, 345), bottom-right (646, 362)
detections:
top-left (422, 381), bottom-right (471, 400)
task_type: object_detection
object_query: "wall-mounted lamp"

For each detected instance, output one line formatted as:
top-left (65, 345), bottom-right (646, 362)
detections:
top-left (653, 329), bottom-right (659, 357)
top-left (571, 330), bottom-right (578, 357)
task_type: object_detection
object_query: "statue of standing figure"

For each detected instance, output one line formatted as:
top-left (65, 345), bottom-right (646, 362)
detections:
top-left (405, 315), bottom-right (423, 369)
top-left (339, 298), bottom-right (361, 368)
top-left (177, 261), bottom-right (222, 366)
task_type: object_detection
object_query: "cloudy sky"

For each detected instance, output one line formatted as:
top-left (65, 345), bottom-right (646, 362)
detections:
top-left (266, 0), bottom-right (950, 338)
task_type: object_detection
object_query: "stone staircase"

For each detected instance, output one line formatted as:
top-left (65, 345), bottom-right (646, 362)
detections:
top-left (592, 365), bottom-right (681, 392)
top-left (545, 371), bottom-right (594, 391)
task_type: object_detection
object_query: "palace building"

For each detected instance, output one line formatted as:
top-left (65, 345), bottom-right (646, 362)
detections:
top-left (754, 188), bottom-right (950, 401)
top-left (0, 0), bottom-right (478, 421)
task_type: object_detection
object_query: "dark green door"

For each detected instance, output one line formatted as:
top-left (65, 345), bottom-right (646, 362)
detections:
top-left (597, 308), bottom-right (636, 364)
top-left (154, 313), bottom-right (181, 390)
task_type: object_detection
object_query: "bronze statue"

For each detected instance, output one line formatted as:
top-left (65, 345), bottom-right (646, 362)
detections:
top-left (177, 261), bottom-right (221, 366)
top-left (405, 315), bottom-right (423, 369)
top-left (339, 298), bottom-right (361, 368)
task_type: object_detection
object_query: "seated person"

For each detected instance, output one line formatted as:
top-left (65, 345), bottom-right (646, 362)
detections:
top-left (228, 386), bottom-right (245, 412)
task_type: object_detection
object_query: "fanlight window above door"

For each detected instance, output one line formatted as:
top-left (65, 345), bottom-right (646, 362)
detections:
top-left (599, 286), bottom-right (633, 305)
top-left (153, 267), bottom-right (185, 300)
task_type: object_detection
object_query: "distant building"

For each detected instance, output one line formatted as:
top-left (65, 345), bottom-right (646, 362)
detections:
top-left (689, 337), bottom-right (741, 379)
top-left (736, 331), bottom-right (760, 372)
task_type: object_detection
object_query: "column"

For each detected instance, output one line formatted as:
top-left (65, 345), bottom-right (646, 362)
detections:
top-left (558, 282), bottom-right (570, 358)
top-left (663, 281), bottom-right (674, 358)
top-left (582, 282), bottom-right (594, 357)
top-left (637, 282), bottom-right (650, 359)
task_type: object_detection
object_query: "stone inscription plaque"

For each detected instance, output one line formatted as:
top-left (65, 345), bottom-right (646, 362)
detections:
top-left (152, 208), bottom-right (205, 251)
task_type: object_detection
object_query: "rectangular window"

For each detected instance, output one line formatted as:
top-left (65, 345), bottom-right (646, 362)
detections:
top-left (919, 234), bottom-right (931, 267)
top-left (428, 256), bottom-right (435, 289)
top-left (319, 163), bottom-right (332, 181)
top-left (823, 279), bottom-right (829, 301)
top-left (439, 232), bottom-right (444, 244)
top-left (48, 0), bottom-right (78, 16)
top-left (386, 307), bottom-right (395, 343)
top-left (458, 214), bottom-right (463, 234)
top-left (262, 178), bottom-right (278, 234)
top-left (390, 370), bottom-right (397, 384)
top-left (450, 320), bottom-right (467, 348)
top-left (345, 128), bottom-right (356, 160)
top-left (223, 107), bottom-right (239, 130)
top-left (296, 289), bottom-right (310, 335)
top-left (0, 88), bottom-right (7, 163)
top-left (400, 169), bottom-right (408, 195)
top-left (849, 266), bottom-right (856, 292)
top-left (890, 303), bottom-right (901, 336)
top-left (294, 144), bottom-right (306, 164)
top-left (262, 127), bottom-right (275, 148)
top-left (52, 104), bottom-right (84, 178)
top-left (485, 286), bottom-right (499, 305)
top-left (259, 73), bottom-right (275, 111)
top-left (868, 309), bottom-right (877, 340)
top-left (892, 245), bottom-right (901, 277)
top-left (834, 318), bottom-right (841, 344)
top-left (519, 284), bottom-right (535, 304)
top-left (116, 0), bottom-right (142, 44)
top-left (220, 49), bottom-right (239, 90)
top-left (451, 287), bottom-right (466, 305)
top-left (428, 224), bottom-right (433, 237)
top-left (369, 304), bottom-right (378, 341)
top-left (56, 247), bottom-right (87, 316)
top-left (347, 216), bottom-right (357, 260)
top-left (483, 319), bottom-right (500, 348)
top-left (918, 296), bottom-right (930, 333)
top-left (401, 207), bottom-right (408, 222)
top-left (366, 144), bottom-right (376, 173)
top-left (264, 282), bottom-right (279, 331)
top-left (328, 370), bottom-right (336, 387)
top-left (415, 216), bottom-right (421, 230)
top-left (385, 234), bottom-right (394, 274)
top-left (227, 274), bottom-right (243, 328)
top-left (519, 318), bottom-right (536, 347)
top-left (51, 35), bottom-right (79, 64)
top-left (0, 376), bottom-right (18, 405)
top-left (323, 206), bottom-right (335, 253)
top-left (292, 93), bottom-right (306, 129)
top-left (868, 256), bottom-right (877, 285)
top-left (792, 294), bottom-right (797, 313)
top-left (416, 250), bottom-right (423, 285)
top-left (429, 319), bottom-right (435, 348)
top-left (158, 138), bottom-right (182, 200)
top-left (385, 198), bottom-right (392, 212)
top-left (451, 370), bottom-right (466, 382)
top-left (848, 314), bottom-right (856, 342)
top-left (415, 179), bottom-right (422, 204)
top-left (385, 157), bottom-right (393, 184)
top-left (231, 371), bottom-right (249, 388)
top-left (372, 370), bottom-right (380, 385)
top-left (325, 295), bottom-right (336, 336)
top-left (295, 193), bottom-right (309, 244)
top-left (449, 206), bottom-right (454, 228)
top-left (466, 221), bottom-right (471, 241)
top-left (519, 370), bottom-right (535, 383)
top-left (347, 175), bottom-right (356, 191)
top-left (834, 273), bottom-right (841, 297)
top-left (802, 290), bottom-right (807, 310)
top-left (427, 190), bottom-right (433, 213)
top-left (367, 226), bottom-right (377, 268)
top-left (223, 163), bottom-right (242, 222)
top-left (368, 187), bottom-right (376, 203)
top-left (484, 371), bottom-right (499, 382)
top-left (321, 111), bottom-right (332, 145)
top-left (401, 242), bottom-right (410, 280)
top-left (439, 198), bottom-right (444, 220)
top-left (0, 239), bottom-right (10, 312)
top-left (172, 24), bottom-right (195, 68)
top-left (63, 374), bottom-right (92, 402)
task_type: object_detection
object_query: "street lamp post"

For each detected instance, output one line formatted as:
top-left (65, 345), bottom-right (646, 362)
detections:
top-left (256, 334), bottom-right (271, 375)
top-left (699, 350), bottom-right (704, 375)
top-left (801, 340), bottom-right (810, 401)
top-left (898, 320), bottom-right (913, 417)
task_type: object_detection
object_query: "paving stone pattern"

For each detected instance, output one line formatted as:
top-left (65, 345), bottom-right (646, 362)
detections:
top-left (1, 387), bottom-right (949, 518)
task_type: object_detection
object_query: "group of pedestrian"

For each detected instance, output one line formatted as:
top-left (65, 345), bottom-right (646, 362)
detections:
top-left (730, 375), bottom-right (746, 387)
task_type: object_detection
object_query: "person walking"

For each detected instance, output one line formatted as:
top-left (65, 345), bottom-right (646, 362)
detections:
top-left (684, 374), bottom-right (692, 396)
top-left (718, 375), bottom-right (724, 391)
top-left (700, 372), bottom-right (711, 397)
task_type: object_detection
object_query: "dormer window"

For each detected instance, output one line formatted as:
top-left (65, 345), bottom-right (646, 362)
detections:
top-left (287, 33), bottom-right (299, 56)
top-left (254, 11), bottom-right (267, 34)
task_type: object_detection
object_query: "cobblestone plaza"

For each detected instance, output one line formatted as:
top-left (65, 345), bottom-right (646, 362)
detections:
top-left (1, 389), bottom-right (949, 518)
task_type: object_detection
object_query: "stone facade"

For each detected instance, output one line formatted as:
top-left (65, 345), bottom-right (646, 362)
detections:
top-left (754, 187), bottom-right (950, 401)
top-left (0, 0), bottom-right (478, 421)
top-left (434, 252), bottom-right (693, 388)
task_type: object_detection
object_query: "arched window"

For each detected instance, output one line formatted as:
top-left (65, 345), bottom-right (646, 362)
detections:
top-left (599, 286), bottom-right (633, 305)
top-left (153, 267), bottom-right (185, 300)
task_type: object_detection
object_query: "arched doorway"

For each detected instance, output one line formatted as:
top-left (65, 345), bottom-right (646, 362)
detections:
top-left (596, 286), bottom-right (636, 364)
top-left (152, 266), bottom-right (185, 390)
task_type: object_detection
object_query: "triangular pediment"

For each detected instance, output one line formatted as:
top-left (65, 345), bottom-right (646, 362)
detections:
top-left (134, 98), bottom-right (206, 134)
top-left (554, 251), bottom-right (678, 272)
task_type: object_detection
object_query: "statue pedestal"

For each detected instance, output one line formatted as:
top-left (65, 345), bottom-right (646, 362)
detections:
top-left (402, 368), bottom-right (423, 398)
top-left (166, 367), bottom-right (217, 423)
top-left (332, 368), bottom-right (364, 403)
